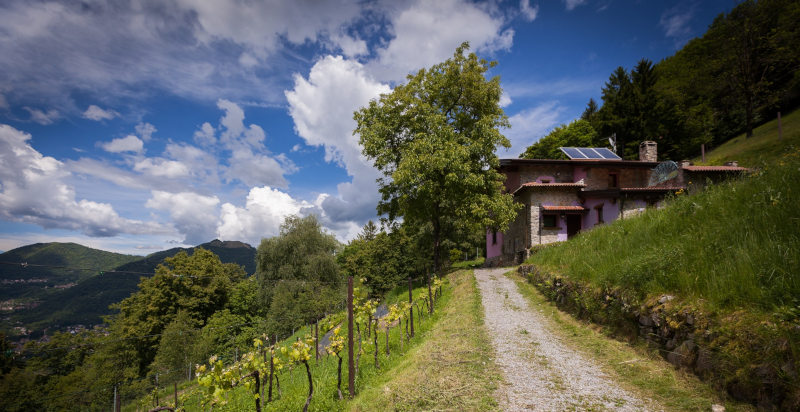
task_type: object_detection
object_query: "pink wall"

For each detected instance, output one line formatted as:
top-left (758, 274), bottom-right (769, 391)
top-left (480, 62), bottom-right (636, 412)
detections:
top-left (581, 197), bottom-right (620, 229)
top-left (486, 229), bottom-right (503, 259)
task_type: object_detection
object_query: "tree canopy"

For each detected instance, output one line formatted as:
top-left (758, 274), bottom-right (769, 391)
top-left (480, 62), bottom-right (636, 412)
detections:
top-left (355, 42), bottom-right (519, 273)
top-left (520, 119), bottom-right (601, 159)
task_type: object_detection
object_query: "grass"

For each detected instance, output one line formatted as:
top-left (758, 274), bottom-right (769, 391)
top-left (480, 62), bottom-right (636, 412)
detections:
top-left (349, 269), bottom-right (501, 411)
top-left (124, 271), bottom-right (496, 411)
top-left (508, 271), bottom-right (754, 412)
top-left (526, 149), bottom-right (800, 313)
top-left (695, 107), bottom-right (800, 168)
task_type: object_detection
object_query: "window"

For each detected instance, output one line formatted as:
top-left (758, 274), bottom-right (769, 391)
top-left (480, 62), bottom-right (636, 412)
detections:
top-left (608, 173), bottom-right (618, 188)
top-left (540, 179), bottom-right (551, 184)
top-left (542, 214), bottom-right (557, 228)
top-left (596, 204), bottom-right (604, 224)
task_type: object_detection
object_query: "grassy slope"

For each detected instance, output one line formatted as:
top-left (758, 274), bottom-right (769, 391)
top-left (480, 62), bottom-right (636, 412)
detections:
top-left (509, 271), bottom-right (753, 411)
top-left (695, 108), bottom-right (800, 167)
top-left (129, 270), bottom-right (499, 411)
top-left (527, 150), bottom-right (800, 313)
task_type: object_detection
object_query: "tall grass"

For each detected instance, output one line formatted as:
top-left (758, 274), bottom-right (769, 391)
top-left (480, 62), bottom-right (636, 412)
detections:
top-left (528, 150), bottom-right (800, 313)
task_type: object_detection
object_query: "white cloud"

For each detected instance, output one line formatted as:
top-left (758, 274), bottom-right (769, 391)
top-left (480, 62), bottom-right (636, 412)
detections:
top-left (99, 135), bottom-right (144, 154)
top-left (500, 91), bottom-right (512, 107)
top-left (82, 105), bottom-right (118, 121)
top-left (135, 122), bottom-right (157, 142)
top-left (502, 102), bottom-right (565, 157)
top-left (369, 0), bottom-right (514, 81)
top-left (133, 158), bottom-right (191, 179)
top-left (520, 0), bottom-right (539, 21)
top-left (24, 107), bottom-right (59, 125)
top-left (504, 77), bottom-right (601, 99)
top-left (193, 122), bottom-right (216, 146)
top-left (286, 56), bottom-right (390, 225)
top-left (217, 186), bottom-right (310, 245)
top-left (0, 124), bottom-right (164, 237)
top-left (146, 190), bottom-right (220, 245)
top-left (563, 0), bottom-right (587, 11)
top-left (660, 5), bottom-right (695, 47)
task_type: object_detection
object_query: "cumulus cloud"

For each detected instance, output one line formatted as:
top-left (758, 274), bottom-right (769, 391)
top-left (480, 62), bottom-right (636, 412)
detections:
top-left (146, 190), bottom-right (220, 244)
top-left (135, 122), bottom-right (157, 141)
top-left (502, 102), bottom-right (564, 157)
top-left (99, 135), bottom-right (144, 154)
top-left (286, 56), bottom-right (390, 227)
top-left (193, 122), bottom-right (216, 146)
top-left (217, 186), bottom-right (310, 245)
top-left (0, 124), bottom-right (164, 237)
top-left (133, 158), bottom-right (190, 179)
top-left (520, 0), bottom-right (539, 21)
top-left (24, 107), bottom-right (59, 125)
top-left (82, 105), bottom-right (118, 121)
top-left (369, 0), bottom-right (514, 81)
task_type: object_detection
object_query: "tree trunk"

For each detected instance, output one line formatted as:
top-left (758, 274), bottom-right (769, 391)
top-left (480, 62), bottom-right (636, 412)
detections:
top-left (268, 352), bottom-right (274, 402)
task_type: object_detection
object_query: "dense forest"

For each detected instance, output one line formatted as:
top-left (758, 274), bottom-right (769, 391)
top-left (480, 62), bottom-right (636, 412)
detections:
top-left (522, 0), bottom-right (800, 161)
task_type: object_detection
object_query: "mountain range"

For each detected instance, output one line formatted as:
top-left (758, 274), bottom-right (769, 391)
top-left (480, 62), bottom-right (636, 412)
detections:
top-left (0, 240), bottom-right (256, 340)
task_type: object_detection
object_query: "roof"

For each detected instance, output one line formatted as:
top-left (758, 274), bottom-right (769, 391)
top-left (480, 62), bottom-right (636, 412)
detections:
top-left (620, 186), bottom-right (684, 192)
top-left (513, 182), bottom-right (585, 194)
top-left (501, 158), bottom-right (659, 168)
top-left (682, 165), bottom-right (750, 172)
top-left (560, 147), bottom-right (621, 160)
top-left (541, 205), bottom-right (588, 212)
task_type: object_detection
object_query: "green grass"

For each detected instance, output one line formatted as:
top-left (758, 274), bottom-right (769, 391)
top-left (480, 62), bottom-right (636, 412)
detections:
top-left (508, 271), bottom-right (753, 412)
top-left (450, 256), bottom-right (485, 269)
top-left (695, 107), bottom-right (800, 168)
top-left (124, 273), bottom-right (484, 411)
top-left (349, 270), bottom-right (500, 411)
top-left (526, 150), bottom-right (800, 313)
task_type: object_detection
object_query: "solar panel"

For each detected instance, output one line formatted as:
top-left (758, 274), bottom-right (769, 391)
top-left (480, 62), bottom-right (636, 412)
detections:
top-left (579, 148), bottom-right (604, 159)
top-left (560, 147), bottom-right (586, 159)
top-left (560, 147), bottom-right (622, 160)
top-left (594, 148), bottom-right (621, 160)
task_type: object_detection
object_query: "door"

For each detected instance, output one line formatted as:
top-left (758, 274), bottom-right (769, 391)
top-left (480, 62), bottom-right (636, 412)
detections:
top-left (566, 214), bottom-right (581, 238)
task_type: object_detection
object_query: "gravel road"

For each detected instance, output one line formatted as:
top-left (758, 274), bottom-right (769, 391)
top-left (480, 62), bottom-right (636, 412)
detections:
top-left (475, 268), bottom-right (650, 411)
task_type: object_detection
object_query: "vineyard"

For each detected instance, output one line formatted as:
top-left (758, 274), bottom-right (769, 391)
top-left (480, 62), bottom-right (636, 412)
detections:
top-left (122, 276), bottom-right (448, 411)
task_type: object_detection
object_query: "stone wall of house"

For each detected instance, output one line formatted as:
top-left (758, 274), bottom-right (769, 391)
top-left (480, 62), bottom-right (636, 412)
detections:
top-left (579, 166), bottom-right (650, 190)
top-left (518, 164), bottom-right (574, 184)
top-left (527, 190), bottom-right (581, 245)
top-left (620, 198), bottom-right (647, 219)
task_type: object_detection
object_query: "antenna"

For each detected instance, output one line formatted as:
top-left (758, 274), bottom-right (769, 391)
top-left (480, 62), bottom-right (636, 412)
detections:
top-left (648, 161), bottom-right (679, 187)
top-left (608, 133), bottom-right (617, 153)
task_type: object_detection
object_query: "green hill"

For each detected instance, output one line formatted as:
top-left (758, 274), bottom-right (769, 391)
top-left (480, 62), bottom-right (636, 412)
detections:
top-left (694, 108), bottom-right (800, 168)
top-left (1, 240), bottom-right (256, 340)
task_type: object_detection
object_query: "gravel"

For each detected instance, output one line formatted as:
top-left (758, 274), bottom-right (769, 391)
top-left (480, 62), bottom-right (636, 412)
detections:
top-left (475, 268), bottom-right (650, 411)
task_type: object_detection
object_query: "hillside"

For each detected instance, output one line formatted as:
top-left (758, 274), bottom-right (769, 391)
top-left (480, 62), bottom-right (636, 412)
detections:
top-left (694, 108), bottom-right (800, 168)
top-left (1, 240), bottom-right (256, 340)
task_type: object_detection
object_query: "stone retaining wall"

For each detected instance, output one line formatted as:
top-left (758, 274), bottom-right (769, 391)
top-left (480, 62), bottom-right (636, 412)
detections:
top-left (518, 264), bottom-right (799, 410)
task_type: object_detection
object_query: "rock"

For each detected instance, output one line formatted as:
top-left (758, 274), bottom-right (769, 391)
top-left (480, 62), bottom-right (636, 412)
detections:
top-left (685, 313), bottom-right (694, 325)
top-left (695, 347), bottom-right (713, 375)
top-left (711, 404), bottom-right (725, 412)
top-left (658, 295), bottom-right (674, 304)
top-left (639, 314), bottom-right (654, 327)
top-left (668, 340), bottom-right (697, 368)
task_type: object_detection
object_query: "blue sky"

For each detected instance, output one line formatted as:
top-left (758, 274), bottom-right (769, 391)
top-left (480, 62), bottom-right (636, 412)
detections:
top-left (0, 0), bottom-right (738, 255)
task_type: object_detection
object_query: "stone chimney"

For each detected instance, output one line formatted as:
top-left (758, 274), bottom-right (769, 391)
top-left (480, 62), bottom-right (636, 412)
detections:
top-left (680, 160), bottom-right (692, 168)
top-left (724, 161), bottom-right (738, 167)
top-left (639, 141), bottom-right (657, 162)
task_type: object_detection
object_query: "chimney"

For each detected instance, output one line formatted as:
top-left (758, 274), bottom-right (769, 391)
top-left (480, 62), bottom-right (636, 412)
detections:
top-left (724, 161), bottom-right (738, 167)
top-left (680, 160), bottom-right (692, 168)
top-left (639, 141), bottom-right (657, 162)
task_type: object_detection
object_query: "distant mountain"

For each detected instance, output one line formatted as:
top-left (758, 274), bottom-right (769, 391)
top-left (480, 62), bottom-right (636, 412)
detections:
top-left (1, 240), bottom-right (256, 340)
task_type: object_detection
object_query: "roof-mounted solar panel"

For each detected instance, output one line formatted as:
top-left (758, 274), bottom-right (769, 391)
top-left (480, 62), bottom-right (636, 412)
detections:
top-left (559, 147), bottom-right (621, 160)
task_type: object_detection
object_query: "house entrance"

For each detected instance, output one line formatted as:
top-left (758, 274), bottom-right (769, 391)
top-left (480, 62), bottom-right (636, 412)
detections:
top-left (566, 214), bottom-right (581, 238)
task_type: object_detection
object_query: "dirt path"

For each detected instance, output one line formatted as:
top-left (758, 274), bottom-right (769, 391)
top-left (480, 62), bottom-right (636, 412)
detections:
top-left (475, 268), bottom-right (650, 411)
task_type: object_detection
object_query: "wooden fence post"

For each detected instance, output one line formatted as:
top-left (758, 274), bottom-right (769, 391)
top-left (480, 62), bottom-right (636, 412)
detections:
top-left (408, 277), bottom-right (414, 338)
top-left (347, 276), bottom-right (355, 398)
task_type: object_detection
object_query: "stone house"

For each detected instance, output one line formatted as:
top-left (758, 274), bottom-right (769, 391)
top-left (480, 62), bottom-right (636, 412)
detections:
top-left (486, 141), bottom-right (749, 266)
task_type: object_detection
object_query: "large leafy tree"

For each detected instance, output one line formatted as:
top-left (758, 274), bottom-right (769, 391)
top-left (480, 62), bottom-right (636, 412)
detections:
top-left (355, 42), bottom-right (519, 274)
top-left (255, 215), bottom-right (342, 337)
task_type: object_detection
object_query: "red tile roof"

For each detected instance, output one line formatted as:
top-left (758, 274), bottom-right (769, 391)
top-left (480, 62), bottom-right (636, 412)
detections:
top-left (620, 186), bottom-right (684, 191)
top-left (683, 165), bottom-right (750, 172)
top-left (541, 205), bottom-right (588, 211)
